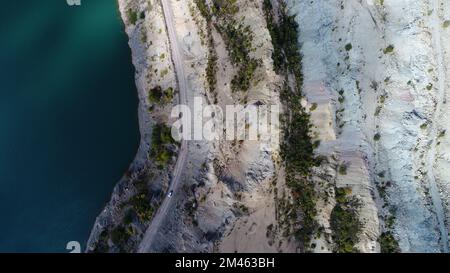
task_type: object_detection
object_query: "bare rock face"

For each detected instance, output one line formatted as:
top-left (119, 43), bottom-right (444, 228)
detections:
top-left (288, 0), bottom-right (450, 253)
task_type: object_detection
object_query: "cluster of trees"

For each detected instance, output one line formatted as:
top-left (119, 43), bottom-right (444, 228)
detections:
top-left (96, 123), bottom-right (175, 251)
top-left (150, 123), bottom-right (176, 167)
top-left (281, 89), bottom-right (316, 175)
top-left (264, 1), bottom-right (320, 248)
top-left (263, 0), bottom-right (303, 89)
top-left (192, 0), bottom-right (219, 101)
top-left (378, 231), bottom-right (400, 253)
top-left (127, 8), bottom-right (138, 25)
top-left (194, 0), bottom-right (259, 92)
top-left (194, 0), bottom-right (212, 21)
top-left (127, 8), bottom-right (145, 25)
top-left (92, 178), bottom-right (155, 252)
top-left (230, 58), bottom-right (260, 92)
top-left (330, 187), bottom-right (362, 253)
top-left (206, 37), bottom-right (218, 99)
top-left (110, 225), bottom-right (133, 248)
top-left (218, 22), bottom-right (253, 65)
top-left (211, 0), bottom-right (239, 17)
top-left (148, 86), bottom-right (174, 105)
top-left (378, 213), bottom-right (400, 252)
top-left (216, 20), bottom-right (260, 92)
top-left (281, 83), bottom-right (319, 247)
top-left (383, 45), bottom-right (394, 54)
top-left (123, 179), bottom-right (153, 223)
top-left (194, 0), bottom-right (239, 20)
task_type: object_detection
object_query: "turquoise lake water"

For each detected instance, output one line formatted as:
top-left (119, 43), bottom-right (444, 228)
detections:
top-left (0, 1), bottom-right (139, 252)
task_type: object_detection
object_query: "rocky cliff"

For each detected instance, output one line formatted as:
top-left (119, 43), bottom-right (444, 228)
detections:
top-left (88, 0), bottom-right (450, 253)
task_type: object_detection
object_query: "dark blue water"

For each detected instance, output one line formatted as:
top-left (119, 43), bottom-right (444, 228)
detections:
top-left (0, 1), bottom-right (139, 252)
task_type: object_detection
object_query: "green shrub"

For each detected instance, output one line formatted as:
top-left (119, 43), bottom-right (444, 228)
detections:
top-left (148, 86), bottom-right (163, 103)
top-left (127, 9), bottom-right (138, 25)
top-left (194, 0), bottom-right (212, 21)
top-left (150, 123), bottom-right (175, 167)
top-left (148, 86), bottom-right (174, 104)
top-left (374, 133), bottom-right (381, 141)
top-left (160, 68), bottom-right (169, 77)
top-left (130, 193), bottom-right (154, 222)
top-left (163, 87), bottom-right (174, 103)
top-left (338, 165), bottom-right (347, 175)
top-left (335, 187), bottom-right (352, 203)
top-left (155, 149), bottom-right (172, 166)
top-left (378, 231), bottom-right (400, 253)
top-left (123, 209), bottom-right (134, 225)
top-left (211, 0), bottom-right (239, 17)
top-left (383, 45), bottom-right (394, 54)
top-left (374, 106), bottom-right (382, 116)
top-left (111, 226), bottom-right (130, 246)
top-left (345, 43), bottom-right (352, 51)
top-left (444, 20), bottom-right (450, 28)
top-left (231, 59), bottom-right (260, 92)
top-left (313, 140), bottom-right (321, 149)
top-left (152, 124), bottom-right (174, 146)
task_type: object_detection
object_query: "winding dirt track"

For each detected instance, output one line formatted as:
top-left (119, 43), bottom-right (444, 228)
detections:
top-left (138, 0), bottom-right (190, 253)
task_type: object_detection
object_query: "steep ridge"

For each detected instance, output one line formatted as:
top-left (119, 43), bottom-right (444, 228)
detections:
top-left (288, 0), bottom-right (450, 252)
top-left (89, 0), bottom-right (450, 253)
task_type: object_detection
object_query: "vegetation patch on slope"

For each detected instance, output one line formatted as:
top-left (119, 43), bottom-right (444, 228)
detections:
top-left (150, 123), bottom-right (176, 167)
top-left (280, 82), bottom-right (319, 248)
top-left (148, 86), bottom-right (174, 104)
top-left (263, 0), bottom-right (303, 89)
top-left (378, 210), bottom-right (400, 253)
top-left (264, 0), bottom-right (319, 249)
top-left (211, 0), bottom-right (261, 92)
top-left (192, 0), bottom-right (219, 101)
top-left (330, 187), bottom-right (362, 253)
